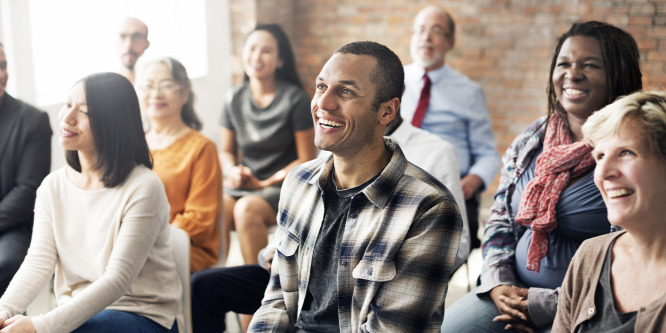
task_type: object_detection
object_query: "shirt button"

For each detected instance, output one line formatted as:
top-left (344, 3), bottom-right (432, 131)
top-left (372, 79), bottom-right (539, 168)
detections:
top-left (341, 261), bottom-right (347, 267)
top-left (587, 308), bottom-right (595, 315)
top-left (350, 213), bottom-right (357, 219)
top-left (368, 269), bottom-right (373, 276)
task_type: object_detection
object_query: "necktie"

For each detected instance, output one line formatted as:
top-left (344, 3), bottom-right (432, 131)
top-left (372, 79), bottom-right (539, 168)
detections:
top-left (411, 74), bottom-right (431, 128)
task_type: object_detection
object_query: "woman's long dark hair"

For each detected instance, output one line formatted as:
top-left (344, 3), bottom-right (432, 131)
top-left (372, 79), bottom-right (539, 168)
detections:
top-left (65, 72), bottom-right (152, 187)
top-left (243, 23), bottom-right (302, 88)
top-left (544, 21), bottom-right (643, 136)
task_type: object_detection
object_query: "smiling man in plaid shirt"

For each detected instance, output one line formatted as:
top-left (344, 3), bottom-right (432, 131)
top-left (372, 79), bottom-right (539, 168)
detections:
top-left (249, 41), bottom-right (462, 333)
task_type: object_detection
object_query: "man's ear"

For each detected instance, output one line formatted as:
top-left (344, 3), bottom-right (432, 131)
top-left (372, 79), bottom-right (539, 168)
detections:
top-left (377, 97), bottom-right (399, 125)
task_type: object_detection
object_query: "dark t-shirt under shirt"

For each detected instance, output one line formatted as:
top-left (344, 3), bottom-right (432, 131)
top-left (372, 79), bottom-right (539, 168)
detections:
top-left (295, 171), bottom-right (377, 333)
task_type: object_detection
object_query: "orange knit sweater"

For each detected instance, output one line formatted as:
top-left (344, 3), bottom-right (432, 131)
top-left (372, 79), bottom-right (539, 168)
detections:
top-left (151, 130), bottom-right (222, 272)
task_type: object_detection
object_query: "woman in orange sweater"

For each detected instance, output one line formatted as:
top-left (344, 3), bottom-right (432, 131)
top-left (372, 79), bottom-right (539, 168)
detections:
top-left (138, 56), bottom-right (222, 272)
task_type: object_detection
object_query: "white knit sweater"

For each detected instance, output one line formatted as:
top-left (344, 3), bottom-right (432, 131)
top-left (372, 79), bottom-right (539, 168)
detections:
top-left (0, 165), bottom-right (182, 333)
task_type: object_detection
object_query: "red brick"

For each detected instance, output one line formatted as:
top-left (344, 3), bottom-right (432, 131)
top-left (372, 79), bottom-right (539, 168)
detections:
top-left (605, 15), bottom-right (631, 26)
top-left (637, 38), bottom-right (659, 50)
top-left (648, 26), bottom-right (666, 37)
top-left (630, 16), bottom-right (654, 25)
top-left (647, 51), bottom-right (666, 61)
top-left (228, 0), bottom-right (666, 192)
top-left (630, 3), bottom-right (656, 14)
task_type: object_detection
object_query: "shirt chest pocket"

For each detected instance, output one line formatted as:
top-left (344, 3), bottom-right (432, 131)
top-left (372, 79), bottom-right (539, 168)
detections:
top-left (275, 227), bottom-right (300, 257)
top-left (352, 260), bottom-right (396, 282)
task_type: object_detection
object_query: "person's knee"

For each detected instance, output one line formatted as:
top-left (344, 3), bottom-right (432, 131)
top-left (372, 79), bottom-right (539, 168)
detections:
top-left (0, 234), bottom-right (29, 281)
top-left (223, 195), bottom-right (236, 211)
top-left (191, 270), bottom-right (214, 302)
top-left (0, 256), bottom-right (21, 292)
top-left (0, 252), bottom-right (26, 273)
top-left (233, 197), bottom-right (270, 229)
top-left (191, 271), bottom-right (205, 295)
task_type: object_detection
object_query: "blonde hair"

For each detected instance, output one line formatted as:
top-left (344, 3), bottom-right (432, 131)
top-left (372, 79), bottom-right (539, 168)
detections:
top-left (583, 91), bottom-right (666, 160)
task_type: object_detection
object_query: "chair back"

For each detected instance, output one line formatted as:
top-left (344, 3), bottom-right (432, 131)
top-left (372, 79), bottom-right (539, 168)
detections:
top-left (170, 227), bottom-right (192, 333)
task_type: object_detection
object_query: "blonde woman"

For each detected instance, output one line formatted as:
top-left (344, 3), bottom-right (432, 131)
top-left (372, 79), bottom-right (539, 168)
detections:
top-left (553, 91), bottom-right (666, 332)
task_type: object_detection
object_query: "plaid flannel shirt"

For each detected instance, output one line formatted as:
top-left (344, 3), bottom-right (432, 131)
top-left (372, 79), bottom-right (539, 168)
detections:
top-left (249, 138), bottom-right (462, 333)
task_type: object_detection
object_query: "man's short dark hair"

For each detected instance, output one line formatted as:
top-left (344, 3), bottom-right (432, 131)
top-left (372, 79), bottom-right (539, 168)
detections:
top-left (336, 41), bottom-right (404, 111)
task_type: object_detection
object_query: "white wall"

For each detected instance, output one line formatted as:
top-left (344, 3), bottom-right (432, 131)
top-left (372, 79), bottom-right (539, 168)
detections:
top-left (0, 0), bottom-right (232, 171)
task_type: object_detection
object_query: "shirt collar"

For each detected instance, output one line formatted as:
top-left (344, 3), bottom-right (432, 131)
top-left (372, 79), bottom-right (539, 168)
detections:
top-left (414, 64), bottom-right (449, 85)
top-left (388, 121), bottom-right (412, 145)
top-left (308, 137), bottom-right (408, 209)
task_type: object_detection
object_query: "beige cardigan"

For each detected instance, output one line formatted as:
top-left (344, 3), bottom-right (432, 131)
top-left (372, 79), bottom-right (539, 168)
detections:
top-left (553, 231), bottom-right (666, 332)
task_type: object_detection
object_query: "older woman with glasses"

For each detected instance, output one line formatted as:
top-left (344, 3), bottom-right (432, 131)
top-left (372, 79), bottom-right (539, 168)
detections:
top-left (138, 56), bottom-right (222, 273)
top-left (553, 91), bottom-right (666, 332)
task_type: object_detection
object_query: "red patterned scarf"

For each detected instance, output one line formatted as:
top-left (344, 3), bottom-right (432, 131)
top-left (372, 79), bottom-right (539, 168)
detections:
top-left (515, 114), bottom-right (595, 273)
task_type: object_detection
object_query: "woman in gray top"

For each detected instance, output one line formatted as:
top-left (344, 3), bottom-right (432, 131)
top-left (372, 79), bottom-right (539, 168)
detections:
top-left (219, 24), bottom-right (317, 265)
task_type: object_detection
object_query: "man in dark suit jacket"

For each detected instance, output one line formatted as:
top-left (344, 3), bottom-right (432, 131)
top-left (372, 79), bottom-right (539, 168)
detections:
top-left (0, 42), bottom-right (52, 296)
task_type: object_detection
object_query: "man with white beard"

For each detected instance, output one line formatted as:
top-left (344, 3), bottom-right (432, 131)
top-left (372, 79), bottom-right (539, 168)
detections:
top-left (401, 6), bottom-right (499, 254)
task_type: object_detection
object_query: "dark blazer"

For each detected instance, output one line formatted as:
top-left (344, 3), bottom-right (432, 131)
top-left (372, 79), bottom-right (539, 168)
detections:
top-left (0, 93), bottom-right (52, 234)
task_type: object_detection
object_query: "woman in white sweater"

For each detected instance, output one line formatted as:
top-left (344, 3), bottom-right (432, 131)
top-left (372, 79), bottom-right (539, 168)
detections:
top-left (0, 72), bottom-right (182, 333)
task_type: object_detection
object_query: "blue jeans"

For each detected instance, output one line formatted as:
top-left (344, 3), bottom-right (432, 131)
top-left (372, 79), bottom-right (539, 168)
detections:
top-left (441, 288), bottom-right (551, 333)
top-left (72, 310), bottom-right (178, 333)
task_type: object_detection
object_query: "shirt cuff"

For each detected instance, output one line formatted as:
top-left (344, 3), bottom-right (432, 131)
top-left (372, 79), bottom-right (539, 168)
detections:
top-left (258, 243), bottom-right (277, 271)
top-left (527, 287), bottom-right (559, 327)
top-left (468, 166), bottom-right (497, 192)
top-left (32, 314), bottom-right (47, 333)
top-left (477, 265), bottom-right (517, 296)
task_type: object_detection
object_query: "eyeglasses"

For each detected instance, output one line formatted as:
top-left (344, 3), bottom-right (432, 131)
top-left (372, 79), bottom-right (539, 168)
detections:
top-left (138, 81), bottom-right (181, 94)
top-left (119, 33), bottom-right (148, 42)
top-left (412, 26), bottom-right (451, 38)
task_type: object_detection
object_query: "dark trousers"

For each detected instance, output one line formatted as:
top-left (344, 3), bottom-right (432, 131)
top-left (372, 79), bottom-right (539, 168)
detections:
top-left (465, 193), bottom-right (481, 249)
top-left (0, 225), bottom-right (31, 296)
top-left (191, 264), bottom-right (270, 333)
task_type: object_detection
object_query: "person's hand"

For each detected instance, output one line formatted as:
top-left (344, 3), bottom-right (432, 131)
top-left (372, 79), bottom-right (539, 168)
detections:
top-left (461, 174), bottom-right (484, 200)
top-left (238, 172), bottom-right (267, 190)
top-left (0, 315), bottom-right (37, 333)
top-left (263, 247), bottom-right (276, 272)
top-left (224, 165), bottom-right (253, 189)
top-left (503, 322), bottom-right (535, 333)
top-left (491, 286), bottom-right (535, 332)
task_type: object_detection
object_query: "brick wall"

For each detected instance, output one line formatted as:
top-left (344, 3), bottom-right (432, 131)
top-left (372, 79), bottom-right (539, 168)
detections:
top-left (229, 0), bottom-right (666, 196)
top-left (228, 0), bottom-right (256, 83)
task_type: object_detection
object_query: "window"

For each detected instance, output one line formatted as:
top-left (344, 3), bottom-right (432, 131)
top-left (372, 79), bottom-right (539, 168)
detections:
top-left (28, 0), bottom-right (207, 105)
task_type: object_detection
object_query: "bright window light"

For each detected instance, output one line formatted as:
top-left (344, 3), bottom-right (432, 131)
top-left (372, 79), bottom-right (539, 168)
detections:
top-left (29, 0), bottom-right (207, 105)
